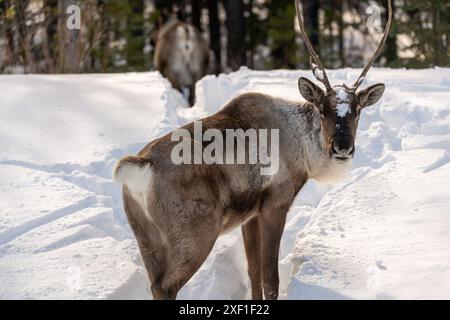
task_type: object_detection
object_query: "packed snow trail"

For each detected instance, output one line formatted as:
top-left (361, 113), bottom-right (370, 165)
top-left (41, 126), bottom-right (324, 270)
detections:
top-left (0, 68), bottom-right (449, 299)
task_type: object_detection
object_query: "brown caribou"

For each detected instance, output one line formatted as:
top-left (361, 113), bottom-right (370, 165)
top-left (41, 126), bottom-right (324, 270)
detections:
top-left (153, 19), bottom-right (210, 106)
top-left (114, 0), bottom-right (392, 300)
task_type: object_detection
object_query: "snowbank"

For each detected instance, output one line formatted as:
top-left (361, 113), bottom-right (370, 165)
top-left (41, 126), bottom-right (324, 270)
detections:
top-left (1, 68), bottom-right (450, 299)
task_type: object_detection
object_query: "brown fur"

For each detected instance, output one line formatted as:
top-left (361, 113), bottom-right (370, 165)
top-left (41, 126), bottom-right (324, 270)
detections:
top-left (115, 83), bottom-right (385, 299)
top-left (116, 0), bottom-right (388, 300)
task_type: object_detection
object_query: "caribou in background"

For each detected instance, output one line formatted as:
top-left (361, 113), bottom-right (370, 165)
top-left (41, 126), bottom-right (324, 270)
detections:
top-left (153, 19), bottom-right (210, 107)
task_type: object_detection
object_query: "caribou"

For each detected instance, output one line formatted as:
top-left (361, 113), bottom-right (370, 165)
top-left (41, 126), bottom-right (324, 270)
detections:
top-left (114, 0), bottom-right (393, 300)
top-left (153, 19), bottom-right (210, 106)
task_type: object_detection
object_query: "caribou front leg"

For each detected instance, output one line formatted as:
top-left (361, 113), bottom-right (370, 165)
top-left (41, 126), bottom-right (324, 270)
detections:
top-left (260, 199), bottom-right (289, 300)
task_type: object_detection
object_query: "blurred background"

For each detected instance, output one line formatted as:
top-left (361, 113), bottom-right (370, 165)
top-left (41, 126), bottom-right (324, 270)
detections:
top-left (0, 0), bottom-right (449, 75)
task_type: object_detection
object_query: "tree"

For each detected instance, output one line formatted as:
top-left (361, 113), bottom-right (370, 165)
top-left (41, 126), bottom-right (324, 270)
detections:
top-left (191, 0), bottom-right (202, 30)
top-left (154, 0), bottom-right (176, 25)
top-left (224, 0), bottom-right (246, 71)
top-left (1, 0), bottom-right (449, 74)
top-left (0, 0), bottom-right (16, 72)
top-left (384, 0), bottom-right (397, 66)
top-left (267, 0), bottom-right (297, 69)
top-left (126, 0), bottom-right (145, 71)
top-left (208, 0), bottom-right (222, 74)
top-left (303, 0), bottom-right (319, 50)
top-left (44, 0), bottom-right (59, 73)
top-left (337, 0), bottom-right (345, 67)
top-left (59, 0), bottom-right (81, 73)
top-left (396, 0), bottom-right (449, 67)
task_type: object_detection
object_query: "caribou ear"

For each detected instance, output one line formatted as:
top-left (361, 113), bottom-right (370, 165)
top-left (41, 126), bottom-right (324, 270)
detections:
top-left (298, 77), bottom-right (325, 107)
top-left (357, 83), bottom-right (385, 107)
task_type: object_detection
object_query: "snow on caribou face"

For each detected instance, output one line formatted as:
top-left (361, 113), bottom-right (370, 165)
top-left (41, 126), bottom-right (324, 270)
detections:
top-left (334, 87), bottom-right (351, 118)
top-left (336, 103), bottom-right (351, 118)
top-left (335, 87), bottom-right (348, 101)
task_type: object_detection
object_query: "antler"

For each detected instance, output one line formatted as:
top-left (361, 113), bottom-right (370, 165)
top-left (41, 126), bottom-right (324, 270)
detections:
top-left (295, 0), bottom-right (333, 92)
top-left (353, 0), bottom-right (393, 90)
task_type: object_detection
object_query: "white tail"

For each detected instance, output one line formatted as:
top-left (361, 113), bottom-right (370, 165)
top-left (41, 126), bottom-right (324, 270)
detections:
top-left (113, 156), bottom-right (153, 195)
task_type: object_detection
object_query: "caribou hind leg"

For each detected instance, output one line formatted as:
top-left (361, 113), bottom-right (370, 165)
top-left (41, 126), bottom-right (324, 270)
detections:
top-left (123, 187), bottom-right (220, 300)
top-left (123, 187), bottom-right (168, 298)
top-left (154, 206), bottom-right (222, 299)
top-left (142, 181), bottom-right (223, 300)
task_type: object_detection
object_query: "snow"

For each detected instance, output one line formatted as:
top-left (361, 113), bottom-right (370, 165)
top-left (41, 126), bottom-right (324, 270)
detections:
top-left (335, 86), bottom-right (349, 101)
top-left (311, 62), bottom-right (325, 81)
top-left (336, 103), bottom-right (351, 118)
top-left (314, 69), bottom-right (325, 81)
top-left (1, 67), bottom-right (450, 300)
top-left (335, 87), bottom-right (351, 118)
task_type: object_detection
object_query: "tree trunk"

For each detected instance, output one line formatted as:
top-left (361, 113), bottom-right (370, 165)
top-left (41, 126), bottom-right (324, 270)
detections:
top-left (338, 0), bottom-right (345, 67)
top-left (173, 0), bottom-right (190, 22)
top-left (208, 0), bottom-right (221, 74)
top-left (45, 0), bottom-right (59, 72)
top-left (14, 0), bottom-right (36, 73)
top-left (384, 0), bottom-right (397, 66)
top-left (127, 0), bottom-right (145, 71)
top-left (96, 0), bottom-right (109, 72)
top-left (1, 0), bottom-right (17, 71)
top-left (303, 0), bottom-right (319, 50)
top-left (154, 0), bottom-right (174, 25)
top-left (59, 0), bottom-right (81, 73)
top-left (224, 0), bottom-right (246, 71)
top-left (191, 0), bottom-right (202, 30)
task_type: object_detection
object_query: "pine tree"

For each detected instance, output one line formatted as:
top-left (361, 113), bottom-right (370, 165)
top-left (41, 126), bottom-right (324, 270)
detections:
top-left (400, 0), bottom-right (450, 67)
top-left (267, 0), bottom-right (297, 69)
top-left (208, 0), bottom-right (221, 73)
top-left (384, 0), bottom-right (398, 66)
top-left (126, 0), bottom-right (146, 71)
top-left (225, 0), bottom-right (246, 71)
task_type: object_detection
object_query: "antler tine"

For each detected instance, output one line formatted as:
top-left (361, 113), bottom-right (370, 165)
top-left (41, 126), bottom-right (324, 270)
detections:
top-left (295, 0), bottom-right (333, 92)
top-left (353, 0), bottom-right (393, 90)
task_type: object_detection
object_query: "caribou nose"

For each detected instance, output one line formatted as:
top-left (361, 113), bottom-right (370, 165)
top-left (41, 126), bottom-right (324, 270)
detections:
top-left (332, 137), bottom-right (354, 156)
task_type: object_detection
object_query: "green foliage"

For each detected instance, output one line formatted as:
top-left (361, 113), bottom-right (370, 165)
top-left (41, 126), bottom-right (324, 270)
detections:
top-left (397, 0), bottom-right (450, 67)
top-left (0, 0), bottom-right (449, 73)
top-left (244, 0), bottom-right (269, 68)
top-left (126, 0), bottom-right (146, 71)
top-left (267, 0), bottom-right (298, 69)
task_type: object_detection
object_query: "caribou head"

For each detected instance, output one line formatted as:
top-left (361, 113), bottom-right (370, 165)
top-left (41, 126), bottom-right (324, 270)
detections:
top-left (295, 0), bottom-right (392, 161)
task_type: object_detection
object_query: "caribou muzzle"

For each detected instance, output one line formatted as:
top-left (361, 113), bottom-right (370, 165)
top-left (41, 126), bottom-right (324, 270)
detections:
top-left (331, 135), bottom-right (355, 160)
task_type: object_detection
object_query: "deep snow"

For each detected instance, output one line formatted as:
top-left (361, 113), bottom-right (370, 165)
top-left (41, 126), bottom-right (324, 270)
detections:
top-left (0, 68), bottom-right (450, 299)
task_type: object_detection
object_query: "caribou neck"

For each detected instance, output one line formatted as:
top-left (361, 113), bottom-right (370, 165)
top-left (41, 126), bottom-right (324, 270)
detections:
top-left (287, 102), bottom-right (350, 184)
